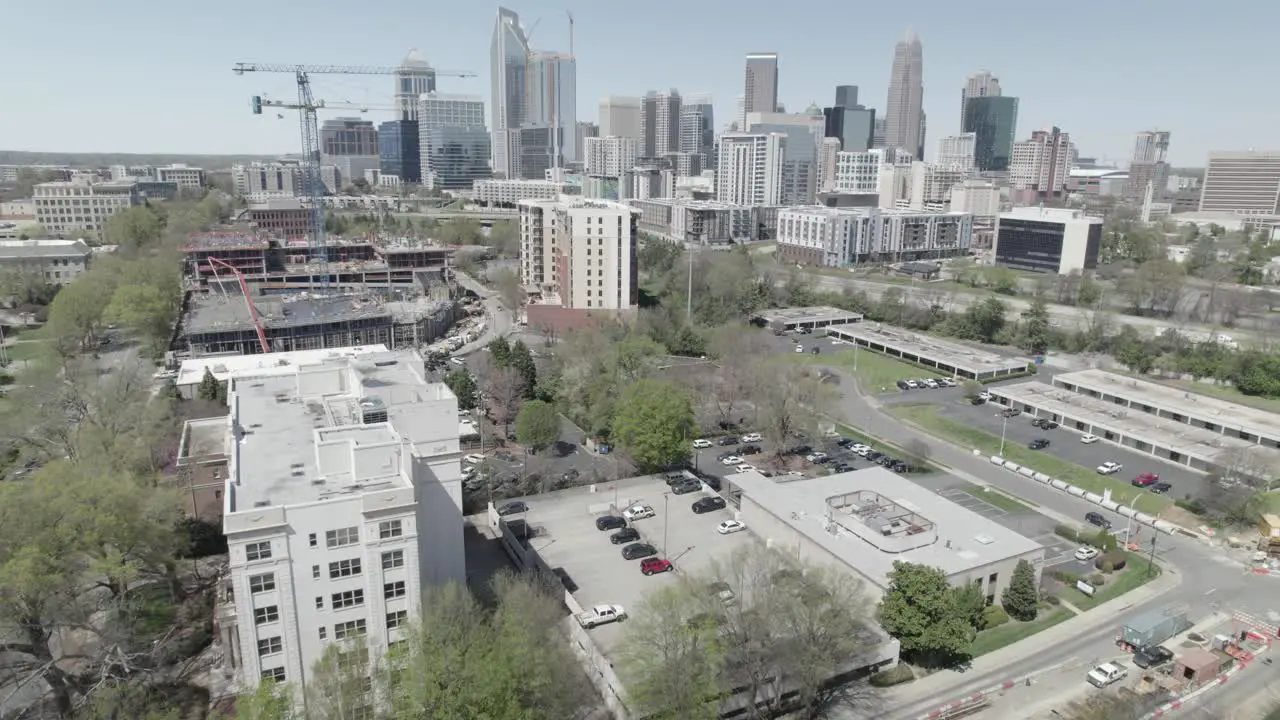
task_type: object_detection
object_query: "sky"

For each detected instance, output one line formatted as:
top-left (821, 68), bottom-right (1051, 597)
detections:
top-left (3, 0), bottom-right (1278, 167)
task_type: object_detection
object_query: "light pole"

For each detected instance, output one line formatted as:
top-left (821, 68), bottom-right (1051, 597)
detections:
top-left (998, 414), bottom-right (1009, 457)
top-left (662, 491), bottom-right (671, 555)
top-left (1125, 491), bottom-right (1148, 545)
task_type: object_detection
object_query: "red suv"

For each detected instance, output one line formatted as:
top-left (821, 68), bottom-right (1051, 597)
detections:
top-left (640, 558), bottom-right (673, 576)
top-left (1131, 472), bottom-right (1160, 487)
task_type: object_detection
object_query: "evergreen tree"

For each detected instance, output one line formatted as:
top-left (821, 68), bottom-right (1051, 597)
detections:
top-left (508, 340), bottom-right (538, 398)
top-left (197, 368), bottom-right (221, 403)
top-left (1001, 559), bottom-right (1039, 622)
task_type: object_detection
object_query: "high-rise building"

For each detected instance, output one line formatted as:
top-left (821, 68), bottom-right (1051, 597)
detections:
top-left (834, 85), bottom-right (858, 109)
top-left (963, 96), bottom-right (1019, 172)
top-left (775, 206), bottom-right (973, 266)
top-left (1199, 151), bottom-right (1280, 214)
top-left (417, 94), bottom-right (491, 190)
top-left (519, 51), bottom-right (577, 174)
top-left (743, 53), bottom-right (780, 115)
top-left (883, 28), bottom-right (924, 159)
top-left (217, 349), bottom-right (466, 695)
top-left (678, 94), bottom-right (715, 165)
top-left (584, 136), bottom-right (639, 177)
top-left (995, 207), bottom-right (1102, 275)
top-left (960, 71), bottom-right (1001, 127)
top-left (379, 120), bottom-right (421, 183)
top-left (817, 137), bottom-right (841, 193)
top-left (490, 7), bottom-right (532, 178)
top-left (746, 111), bottom-right (822, 205)
top-left (576, 121), bottom-right (598, 164)
top-left (319, 118), bottom-right (380, 188)
top-left (823, 104), bottom-right (876, 153)
top-left (1125, 130), bottom-right (1171, 200)
top-left (936, 133), bottom-right (977, 171)
top-left (640, 90), bottom-right (681, 159)
top-left (1009, 127), bottom-right (1074, 201)
top-left (395, 49), bottom-right (437, 122)
top-left (598, 97), bottom-right (642, 139)
top-left (519, 198), bottom-right (639, 311)
top-left (716, 132), bottom-right (786, 206)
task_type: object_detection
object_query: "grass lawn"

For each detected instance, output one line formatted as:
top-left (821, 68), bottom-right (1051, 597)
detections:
top-left (1062, 552), bottom-right (1162, 611)
top-left (1265, 492), bottom-right (1280, 513)
top-left (6, 340), bottom-right (52, 363)
top-left (956, 484), bottom-right (1035, 512)
top-left (793, 348), bottom-right (944, 394)
top-left (888, 404), bottom-right (1171, 511)
top-left (969, 608), bottom-right (1074, 657)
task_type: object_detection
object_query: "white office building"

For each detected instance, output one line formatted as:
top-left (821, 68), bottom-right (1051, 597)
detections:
top-left (584, 136), bottom-right (639, 177)
top-left (995, 206), bottom-right (1102, 274)
top-left (33, 178), bottom-right (139, 239)
top-left (935, 133), bottom-right (976, 172)
top-left (909, 163), bottom-right (969, 211)
top-left (948, 179), bottom-right (1001, 219)
top-left (472, 178), bottom-right (566, 206)
top-left (775, 205), bottom-right (973, 267)
top-left (216, 349), bottom-right (466, 698)
top-left (0, 239), bottom-right (93, 285)
top-left (598, 96), bottom-right (643, 140)
top-left (155, 164), bottom-right (207, 190)
top-left (716, 132), bottom-right (786, 206)
top-left (1198, 151), bottom-right (1280, 214)
top-left (233, 163), bottom-right (302, 197)
top-left (519, 197), bottom-right (638, 311)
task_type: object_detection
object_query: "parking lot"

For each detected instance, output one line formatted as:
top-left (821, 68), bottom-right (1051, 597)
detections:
top-left (692, 430), bottom-right (915, 482)
top-left (512, 474), bottom-right (755, 657)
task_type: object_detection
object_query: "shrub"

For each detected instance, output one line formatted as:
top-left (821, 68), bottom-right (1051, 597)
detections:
top-left (869, 664), bottom-right (916, 687)
top-left (1089, 573), bottom-right (1106, 586)
top-left (1096, 559), bottom-right (1114, 573)
top-left (1104, 551), bottom-right (1127, 571)
top-left (1048, 569), bottom-right (1081, 585)
top-left (1053, 524), bottom-right (1084, 541)
top-left (1176, 498), bottom-right (1208, 515)
top-left (981, 605), bottom-right (1010, 630)
top-left (1043, 594), bottom-right (1061, 606)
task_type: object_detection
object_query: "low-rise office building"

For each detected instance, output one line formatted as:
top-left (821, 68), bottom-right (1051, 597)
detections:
top-left (994, 207), bottom-right (1102, 275)
top-left (154, 164), bottom-right (206, 190)
top-left (775, 206), bottom-right (973, 267)
top-left (33, 178), bottom-right (140, 239)
top-left (628, 197), bottom-right (776, 245)
top-left (473, 179), bottom-right (568, 207)
top-left (825, 324), bottom-right (1029, 381)
top-left (0, 239), bottom-right (93, 286)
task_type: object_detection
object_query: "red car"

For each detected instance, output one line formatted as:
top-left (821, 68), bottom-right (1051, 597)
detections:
top-left (1131, 472), bottom-right (1160, 487)
top-left (640, 558), bottom-right (673, 576)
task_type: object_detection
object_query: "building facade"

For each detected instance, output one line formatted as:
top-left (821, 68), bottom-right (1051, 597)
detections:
top-left (716, 133), bottom-right (786, 206)
top-left (519, 197), bottom-right (639, 311)
top-left (0, 239), bottom-right (92, 285)
top-left (948, 179), bottom-right (1001, 219)
top-left (395, 49), bottom-right (437, 122)
top-left (233, 162), bottom-right (301, 197)
top-left (473, 179), bottom-right (565, 207)
top-left (743, 53), bottom-right (780, 114)
top-left (584, 136), bottom-right (639, 177)
top-left (154, 164), bottom-right (206, 190)
top-left (746, 112), bottom-right (822, 205)
top-left (883, 28), bottom-right (925, 159)
top-left (935, 133), bottom-right (977, 171)
top-left (525, 51), bottom-right (578, 167)
top-left (960, 71), bottom-right (1002, 127)
top-left (378, 120), bottom-right (422, 184)
top-left (1198, 151), bottom-right (1280, 214)
top-left (490, 7), bottom-right (532, 178)
top-left (1009, 127), bottom-right (1073, 201)
top-left (640, 90), bottom-right (681, 159)
top-left (245, 199), bottom-right (311, 238)
top-left (1125, 130), bottom-right (1171, 200)
top-left (994, 206), bottom-right (1102, 275)
top-left (775, 205), bottom-right (973, 266)
top-left (597, 96), bottom-right (642, 140)
top-left (33, 178), bottom-right (139, 238)
top-left (678, 95), bottom-right (716, 166)
top-left (962, 96), bottom-right (1019, 172)
top-left (417, 94), bottom-right (491, 190)
top-left (908, 163), bottom-right (968, 211)
top-left (628, 198), bottom-right (774, 245)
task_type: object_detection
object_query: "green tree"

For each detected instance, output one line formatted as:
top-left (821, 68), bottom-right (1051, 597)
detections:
top-left (514, 399), bottom-right (560, 453)
top-left (1076, 278), bottom-right (1103, 308)
top-left (963, 297), bottom-right (1008, 343)
top-left (306, 639), bottom-right (375, 720)
top-left (612, 379), bottom-right (697, 471)
top-left (197, 368), bottom-right (221, 402)
top-left (1001, 559), bottom-right (1039, 621)
top-left (487, 336), bottom-right (511, 366)
top-left (877, 562), bottom-right (976, 665)
top-left (1021, 297), bottom-right (1051, 355)
top-left (492, 267), bottom-right (523, 311)
top-left (1094, 528), bottom-right (1118, 552)
top-left (46, 270), bottom-right (115, 350)
top-left (487, 220), bottom-right (520, 257)
top-left (509, 339), bottom-right (537, 398)
top-left (442, 369), bottom-right (478, 410)
top-left (105, 206), bottom-right (164, 254)
top-left (229, 678), bottom-right (293, 719)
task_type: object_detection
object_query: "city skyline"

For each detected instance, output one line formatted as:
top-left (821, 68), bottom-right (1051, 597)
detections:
top-left (4, 0), bottom-right (1278, 165)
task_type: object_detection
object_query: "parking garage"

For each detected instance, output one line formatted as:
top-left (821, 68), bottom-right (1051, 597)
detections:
top-left (825, 323), bottom-right (1030, 380)
top-left (985, 381), bottom-right (1280, 483)
top-left (756, 306), bottom-right (864, 332)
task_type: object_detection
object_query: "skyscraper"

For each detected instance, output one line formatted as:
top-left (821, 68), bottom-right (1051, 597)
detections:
top-left (824, 85), bottom-right (875, 153)
top-left (1125, 131), bottom-right (1171, 200)
top-left (743, 53), bottom-right (779, 115)
top-left (960, 71), bottom-right (1001, 127)
top-left (963, 96), bottom-right (1019, 171)
top-left (716, 132), bottom-right (786, 206)
top-left (418, 94), bottom-right (491, 189)
top-left (640, 90), bottom-right (681, 159)
top-left (522, 50), bottom-right (578, 171)
top-left (678, 94), bottom-right (715, 165)
top-left (936, 133), bottom-right (977, 171)
top-left (395, 49), bottom-right (437, 122)
top-left (598, 97), bottom-right (642, 139)
top-left (1009, 127), bottom-right (1073, 201)
top-left (883, 29), bottom-right (924, 160)
top-left (834, 85), bottom-right (858, 109)
top-left (490, 7), bottom-right (532, 178)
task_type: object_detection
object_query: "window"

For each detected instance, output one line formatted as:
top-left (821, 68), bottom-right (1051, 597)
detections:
top-left (382, 550), bottom-right (405, 570)
top-left (386, 610), bottom-right (408, 629)
top-left (326, 527), bottom-right (359, 549)
top-left (257, 636), bottom-right (283, 656)
top-left (379, 520), bottom-right (403, 539)
top-left (988, 572), bottom-right (998, 585)
top-left (334, 619), bottom-right (367, 640)
top-left (329, 558), bottom-right (362, 579)
top-left (254, 606), bottom-right (280, 625)
top-left (312, 565), bottom-right (321, 579)
top-left (316, 596), bottom-right (324, 609)
top-left (245, 542), bottom-right (271, 561)
top-left (384, 581), bottom-right (406, 600)
top-left (389, 639), bottom-right (407, 655)
top-left (319, 627), bottom-right (327, 640)
top-left (249, 573), bottom-right (276, 594)
top-left (332, 589), bottom-right (365, 610)
top-left (261, 667), bottom-right (286, 683)
top-left (309, 533), bottom-right (318, 547)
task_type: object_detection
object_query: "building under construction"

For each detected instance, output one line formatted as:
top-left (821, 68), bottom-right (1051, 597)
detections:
top-left (182, 232), bottom-right (453, 291)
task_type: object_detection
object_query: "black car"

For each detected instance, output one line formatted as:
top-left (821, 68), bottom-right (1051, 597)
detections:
top-left (715, 451), bottom-right (737, 462)
top-left (891, 460), bottom-right (908, 473)
top-left (1032, 418), bottom-right (1059, 430)
top-left (836, 438), bottom-right (855, 448)
top-left (596, 515), bottom-right (627, 531)
top-left (970, 396), bottom-right (986, 405)
top-left (876, 455), bottom-right (895, 467)
top-left (610, 527), bottom-right (641, 545)
top-left (497, 501), bottom-right (529, 516)
top-left (665, 472), bottom-right (691, 486)
top-left (896, 380), bottom-right (911, 390)
top-left (740, 444), bottom-right (762, 455)
top-left (792, 445), bottom-right (813, 456)
top-left (718, 436), bottom-right (739, 446)
top-left (866, 450), bottom-right (884, 462)
top-left (1133, 645), bottom-right (1174, 669)
top-left (832, 463), bottom-right (854, 473)
top-left (1085, 511), bottom-right (1111, 529)
top-left (1150, 482), bottom-right (1173, 494)
top-left (1002, 407), bottom-right (1021, 418)
top-left (671, 479), bottom-right (702, 495)
top-left (692, 496), bottom-right (727, 514)
top-left (621, 543), bottom-right (658, 560)
top-left (702, 475), bottom-right (722, 491)
top-left (1028, 438), bottom-right (1050, 450)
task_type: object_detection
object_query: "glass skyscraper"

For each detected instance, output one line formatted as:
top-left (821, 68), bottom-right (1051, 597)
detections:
top-left (379, 120), bottom-right (421, 183)
top-left (963, 96), bottom-right (1018, 172)
top-left (422, 127), bottom-right (492, 189)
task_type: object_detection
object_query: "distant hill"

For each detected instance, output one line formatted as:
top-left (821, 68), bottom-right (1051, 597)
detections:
top-left (0, 150), bottom-right (283, 170)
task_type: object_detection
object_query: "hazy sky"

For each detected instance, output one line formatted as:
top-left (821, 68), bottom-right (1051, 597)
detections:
top-left (3, 0), bottom-right (1276, 166)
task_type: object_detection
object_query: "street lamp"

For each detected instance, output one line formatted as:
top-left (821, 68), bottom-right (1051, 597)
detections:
top-left (998, 414), bottom-right (1009, 457)
top-left (662, 491), bottom-right (671, 555)
top-left (1125, 491), bottom-right (1149, 545)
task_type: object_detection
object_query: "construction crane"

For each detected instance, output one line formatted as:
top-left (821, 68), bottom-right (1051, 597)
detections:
top-left (232, 62), bottom-right (476, 293)
top-left (206, 257), bottom-right (270, 354)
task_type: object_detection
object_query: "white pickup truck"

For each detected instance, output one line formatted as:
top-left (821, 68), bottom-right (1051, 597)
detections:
top-left (577, 604), bottom-right (626, 628)
top-left (1086, 662), bottom-right (1128, 688)
top-left (623, 504), bottom-right (655, 521)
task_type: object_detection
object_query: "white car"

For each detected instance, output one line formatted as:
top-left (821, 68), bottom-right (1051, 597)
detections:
top-left (941, 377), bottom-right (958, 387)
top-left (1081, 434), bottom-right (1100, 444)
top-left (851, 443), bottom-right (870, 454)
top-left (1074, 546), bottom-right (1100, 561)
top-left (462, 454), bottom-right (485, 465)
top-left (717, 520), bottom-right (746, 534)
top-left (1096, 461), bottom-right (1123, 475)
top-left (805, 452), bottom-right (829, 463)
top-left (978, 391), bottom-right (992, 401)
top-left (741, 433), bottom-right (762, 443)
top-left (734, 464), bottom-right (757, 473)
top-left (923, 379), bottom-right (939, 388)
top-left (449, 357), bottom-right (466, 366)
top-left (623, 504), bottom-right (656, 521)
top-left (794, 345), bottom-right (805, 353)
top-left (720, 455), bottom-right (743, 466)
top-left (692, 439), bottom-right (713, 449)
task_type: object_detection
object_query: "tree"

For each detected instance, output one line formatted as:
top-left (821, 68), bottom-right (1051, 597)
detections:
top-left (492, 267), bottom-right (523, 311)
top-left (105, 206), bottom-right (164, 254)
top-left (904, 439), bottom-right (931, 470)
top-left (443, 369), bottom-right (478, 411)
top-left (46, 270), bottom-right (115, 350)
top-left (1001, 559), bottom-right (1039, 621)
top-left (877, 562), bottom-right (976, 666)
top-left (197, 368), bottom-right (221, 403)
top-left (755, 364), bottom-right (827, 454)
top-left (486, 220), bottom-right (520, 257)
top-left (1020, 297), bottom-right (1051, 355)
top-left (514, 399), bottom-right (560, 453)
top-left (229, 679), bottom-right (294, 720)
top-left (962, 296), bottom-right (1007, 343)
top-left (487, 336), bottom-right (511, 366)
top-left (960, 380), bottom-right (984, 399)
top-left (707, 324), bottom-right (768, 429)
top-left (612, 379), bottom-right (697, 472)
top-left (305, 639), bottom-right (376, 720)
top-left (509, 340), bottom-right (538, 398)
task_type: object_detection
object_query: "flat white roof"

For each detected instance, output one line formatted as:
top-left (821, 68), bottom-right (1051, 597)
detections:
top-left (730, 467), bottom-right (1043, 589)
top-left (1055, 369), bottom-right (1280, 441)
top-left (177, 345), bottom-right (389, 387)
top-left (827, 323), bottom-right (1027, 375)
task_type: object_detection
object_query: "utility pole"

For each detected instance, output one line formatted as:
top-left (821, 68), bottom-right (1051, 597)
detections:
top-left (1146, 532), bottom-right (1158, 577)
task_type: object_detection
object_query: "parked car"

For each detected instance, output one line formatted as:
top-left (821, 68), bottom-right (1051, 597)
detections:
top-left (922, 379), bottom-right (939, 389)
top-left (577, 604), bottom-right (626, 628)
top-left (978, 391), bottom-right (992, 401)
top-left (1133, 646), bottom-right (1174, 669)
top-left (720, 455), bottom-right (743, 466)
top-left (692, 438), bottom-right (713, 449)
top-left (1085, 511), bottom-right (1112, 529)
top-left (1032, 418), bottom-right (1059, 429)
top-left (693, 496), bottom-right (728, 514)
top-left (1086, 662), bottom-right (1128, 688)
top-left (733, 463), bottom-right (757, 473)
top-left (896, 380), bottom-right (911, 391)
top-left (640, 558), bottom-right (673, 576)
top-left (1074, 546), bottom-right (1100, 561)
top-left (718, 436), bottom-right (739, 446)
top-left (970, 396), bottom-right (986, 405)
top-left (1132, 472), bottom-right (1160, 487)
top-left (610, 527), bottom-right (641, 545)
top-left (671, 479), bottom-right (702, 495)
top-left (740, 444), bottom-right (762, 455)
top-left (832, 463), bottom-right (854, 473)
top-left (622, 504), bottom-right (656, 521)
top-left (890, 460), bottom-right (908, 473)
top-left (1080, 434), bottom-right (1100, 444)
top-left (463, 454), bottom-right (485, 465)
top-left (1096, 461), bottom-right (1123, 475)
top-left (940, 378), bottom-right (958, 387)
top-left (1002, 407), bottom-right (1021, 418)
top-left (1028, 438), bottom-right (1050, 450)
top-left (904, 380), bottom-right (919, 389)
top-left (718, 520), bottom-right (746, 534)
top-left (741, 433), bottom-right (762, 443)
top-left (596, 515), bottom-right (627, 531)
top-left (805, 451), bottom-right (829, 463)
top-left (497, 501), bottom-right (529, 516)
top-left (1150, 482), bottom-right (1173, 494)
top-left (622, 543), bottom-right (658, 560)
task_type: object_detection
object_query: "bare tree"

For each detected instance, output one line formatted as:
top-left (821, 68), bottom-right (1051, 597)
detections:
top-left (475, 355), bottom-right (526, 437)
top-left (707, 325), bottom-right (768, 429)
top-left (1055, 270), bottom-right (1083, 305)
top-left (491, 267), bottom-right (523, 312)
top-left (754, 365), bottom-right (828, 457)
top-left (904, 439), bottom-right (932, 470)
top-left (535, 322), bottom-right (559, 348)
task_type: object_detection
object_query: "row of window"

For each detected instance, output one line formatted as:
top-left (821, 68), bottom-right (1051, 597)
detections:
top-left (244, 524), bottom-right (404, 563)
top-left (316, 612), bottom-right (407, 641)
